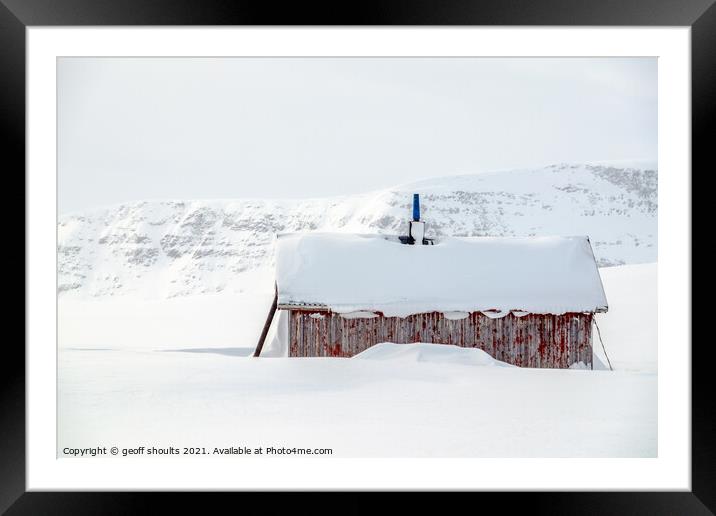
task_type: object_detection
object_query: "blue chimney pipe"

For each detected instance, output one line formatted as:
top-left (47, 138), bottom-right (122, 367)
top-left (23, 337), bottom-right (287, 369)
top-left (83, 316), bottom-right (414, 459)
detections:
top-left (412, 194), bottom-right (420, 221)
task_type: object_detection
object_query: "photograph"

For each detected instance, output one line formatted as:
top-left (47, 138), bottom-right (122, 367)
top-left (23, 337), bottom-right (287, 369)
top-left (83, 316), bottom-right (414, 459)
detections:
top-left (56, 56), bottom-right (658, 458)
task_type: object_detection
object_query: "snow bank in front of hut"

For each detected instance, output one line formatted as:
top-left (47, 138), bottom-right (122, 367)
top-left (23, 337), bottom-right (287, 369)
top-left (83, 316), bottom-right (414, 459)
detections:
top-left (275, 233), bottom-right (608, 317)
top-left (354, 342), bottom-right (514, 367)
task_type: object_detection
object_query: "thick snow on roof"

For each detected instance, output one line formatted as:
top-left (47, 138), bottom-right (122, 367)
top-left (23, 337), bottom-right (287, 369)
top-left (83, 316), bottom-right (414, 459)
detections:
top-left (275, 233), bottom-right (608, 317)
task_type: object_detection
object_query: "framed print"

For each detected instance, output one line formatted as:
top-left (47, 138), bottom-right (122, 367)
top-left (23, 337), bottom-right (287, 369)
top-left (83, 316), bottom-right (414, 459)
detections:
top-left (4, 0), bottom-right (712, 512)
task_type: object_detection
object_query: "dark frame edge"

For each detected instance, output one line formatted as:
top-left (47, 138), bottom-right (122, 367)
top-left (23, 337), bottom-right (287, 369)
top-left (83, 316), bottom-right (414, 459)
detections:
top-left (691, 1), bottom-right (716, 513)
top-left (0, 0), bottom-right (26, 514)
top-left (0, 0), bottom-right (715, 25)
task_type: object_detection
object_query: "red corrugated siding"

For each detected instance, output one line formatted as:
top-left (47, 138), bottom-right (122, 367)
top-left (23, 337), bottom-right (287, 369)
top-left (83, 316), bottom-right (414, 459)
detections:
top-left (288, 310), bottom-right (593, 368)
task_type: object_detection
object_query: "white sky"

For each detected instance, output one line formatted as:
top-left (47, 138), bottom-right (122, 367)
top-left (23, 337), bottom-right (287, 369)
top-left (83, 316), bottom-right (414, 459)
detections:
top-left (58, 57), bottom-right (656, 214)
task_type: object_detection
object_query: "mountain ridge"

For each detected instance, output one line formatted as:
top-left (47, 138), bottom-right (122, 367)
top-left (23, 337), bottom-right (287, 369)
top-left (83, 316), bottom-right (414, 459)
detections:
top-left (58, 162), bottom-right (657, 299)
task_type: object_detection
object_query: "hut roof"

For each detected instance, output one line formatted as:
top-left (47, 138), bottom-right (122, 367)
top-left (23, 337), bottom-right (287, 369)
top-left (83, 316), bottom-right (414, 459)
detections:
top-left (275, 233), bottom-right (608, 317)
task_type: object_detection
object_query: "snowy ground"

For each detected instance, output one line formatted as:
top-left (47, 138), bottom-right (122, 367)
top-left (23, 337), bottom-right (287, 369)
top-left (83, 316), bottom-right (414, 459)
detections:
top-left (58, 263), bottom-right (657, 457)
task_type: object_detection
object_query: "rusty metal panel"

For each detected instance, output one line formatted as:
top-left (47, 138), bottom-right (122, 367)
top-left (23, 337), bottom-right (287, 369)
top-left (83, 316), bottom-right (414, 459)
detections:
top-left (287, 310), bottom-right (593, 368)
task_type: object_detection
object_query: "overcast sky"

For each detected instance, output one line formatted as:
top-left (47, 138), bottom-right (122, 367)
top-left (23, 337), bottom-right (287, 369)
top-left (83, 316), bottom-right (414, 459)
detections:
top-left (58, 57), bottom-right (656, 214)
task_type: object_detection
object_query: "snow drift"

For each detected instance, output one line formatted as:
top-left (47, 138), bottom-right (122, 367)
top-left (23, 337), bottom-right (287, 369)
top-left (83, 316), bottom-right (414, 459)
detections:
top-left (354, 342), bottom-right (514, 367)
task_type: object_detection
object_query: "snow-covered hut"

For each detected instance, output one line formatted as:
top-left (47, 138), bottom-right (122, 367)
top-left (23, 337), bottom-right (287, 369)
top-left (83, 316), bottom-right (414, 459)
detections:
top-left (257, 197), bottom-right (608, 369)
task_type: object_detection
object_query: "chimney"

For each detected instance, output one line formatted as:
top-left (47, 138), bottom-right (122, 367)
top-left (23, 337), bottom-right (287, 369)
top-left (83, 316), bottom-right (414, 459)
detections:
top-left (409, 194), bottom-right (426, 245)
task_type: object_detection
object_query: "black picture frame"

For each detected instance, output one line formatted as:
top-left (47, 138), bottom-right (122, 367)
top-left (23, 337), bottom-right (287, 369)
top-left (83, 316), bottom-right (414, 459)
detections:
top-left (3, 0), bottom-right (711, 513)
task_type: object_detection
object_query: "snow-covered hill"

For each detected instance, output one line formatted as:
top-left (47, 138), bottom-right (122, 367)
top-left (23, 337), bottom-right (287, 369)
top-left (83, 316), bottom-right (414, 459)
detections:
top-left (58, 162), bottom-right (657, 299)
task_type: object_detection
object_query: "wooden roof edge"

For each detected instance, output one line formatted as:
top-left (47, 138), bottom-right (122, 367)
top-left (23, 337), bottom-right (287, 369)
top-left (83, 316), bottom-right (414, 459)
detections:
top-left (277, 303), bottom-right (330, 311)
top-left (277, 305), bottom-right (610, 315)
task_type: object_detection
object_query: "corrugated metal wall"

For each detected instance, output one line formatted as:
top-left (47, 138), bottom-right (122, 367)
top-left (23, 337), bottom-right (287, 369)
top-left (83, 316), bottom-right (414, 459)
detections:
top-left (288, 310), bottom-right (593, 368)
